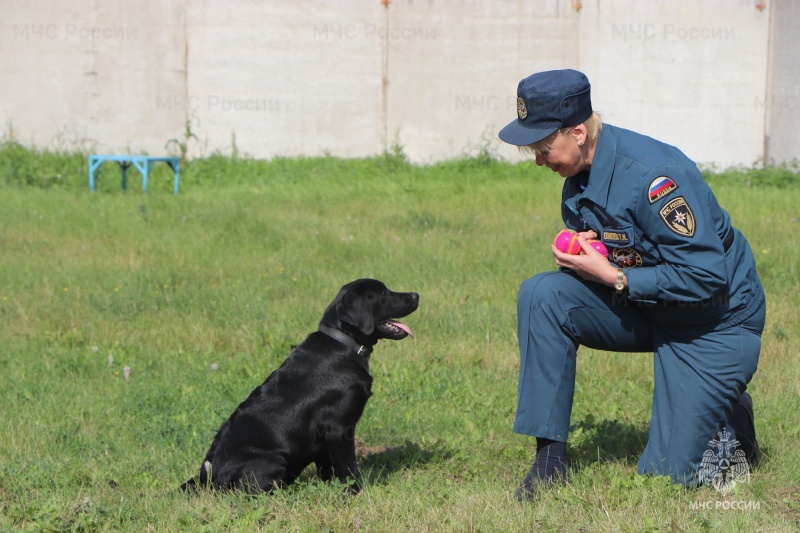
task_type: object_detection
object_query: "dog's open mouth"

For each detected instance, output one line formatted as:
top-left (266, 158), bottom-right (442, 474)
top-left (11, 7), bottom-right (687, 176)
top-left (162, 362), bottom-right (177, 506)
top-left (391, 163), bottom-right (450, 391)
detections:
top-left (377, 320), bottom-right (414, 339)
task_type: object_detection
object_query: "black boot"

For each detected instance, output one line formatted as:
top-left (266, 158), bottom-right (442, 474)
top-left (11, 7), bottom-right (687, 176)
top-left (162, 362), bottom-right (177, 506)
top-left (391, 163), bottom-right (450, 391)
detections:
top-left (728, 392), bottom-right (760, 465)
top-left (515, 439), bottom-right (569, 501)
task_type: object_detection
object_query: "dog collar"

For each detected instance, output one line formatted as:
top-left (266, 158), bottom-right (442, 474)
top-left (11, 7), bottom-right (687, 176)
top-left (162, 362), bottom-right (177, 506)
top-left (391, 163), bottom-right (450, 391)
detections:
top-left (318, 325), bottom-right (372, 359)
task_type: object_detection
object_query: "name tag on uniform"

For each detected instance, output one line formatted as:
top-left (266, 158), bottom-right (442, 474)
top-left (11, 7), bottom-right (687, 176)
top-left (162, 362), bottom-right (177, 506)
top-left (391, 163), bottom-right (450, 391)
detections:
top-left (602, 228), bottom-right (633, 247)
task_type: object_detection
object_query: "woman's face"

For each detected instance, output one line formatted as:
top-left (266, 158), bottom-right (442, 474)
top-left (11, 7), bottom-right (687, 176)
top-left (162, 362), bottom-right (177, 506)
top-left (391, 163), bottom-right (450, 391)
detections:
top-left (534, 129), bottom-right (588, 178)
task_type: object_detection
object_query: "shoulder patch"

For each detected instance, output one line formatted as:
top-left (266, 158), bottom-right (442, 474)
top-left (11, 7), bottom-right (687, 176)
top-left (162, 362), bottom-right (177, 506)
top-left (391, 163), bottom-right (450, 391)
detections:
top-left (648, 176), bottom-right (678, 203)
top-left (659, 196), bottom-right (695, 237)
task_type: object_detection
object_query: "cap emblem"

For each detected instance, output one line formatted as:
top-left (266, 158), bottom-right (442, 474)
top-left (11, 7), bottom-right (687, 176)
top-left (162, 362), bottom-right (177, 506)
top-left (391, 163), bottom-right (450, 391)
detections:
top-left (517, 96), bottom-right (528, 120)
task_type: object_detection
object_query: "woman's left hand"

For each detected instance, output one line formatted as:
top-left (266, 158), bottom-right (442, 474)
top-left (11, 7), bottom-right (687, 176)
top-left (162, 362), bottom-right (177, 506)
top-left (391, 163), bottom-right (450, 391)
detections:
top-left (551, 231), bottom-right (619, 288)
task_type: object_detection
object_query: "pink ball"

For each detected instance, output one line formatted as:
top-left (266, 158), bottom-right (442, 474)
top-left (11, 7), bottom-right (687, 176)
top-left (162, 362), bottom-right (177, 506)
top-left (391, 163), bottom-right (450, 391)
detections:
top-left (554, 229), bottom-right (581, 255)
top-left (588, 240), bottom-right (609, 257)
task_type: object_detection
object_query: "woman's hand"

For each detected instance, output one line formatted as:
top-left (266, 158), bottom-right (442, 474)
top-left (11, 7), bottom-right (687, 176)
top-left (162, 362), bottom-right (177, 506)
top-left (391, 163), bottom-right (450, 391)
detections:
top-left (551, 231), bottom-right (620, 288)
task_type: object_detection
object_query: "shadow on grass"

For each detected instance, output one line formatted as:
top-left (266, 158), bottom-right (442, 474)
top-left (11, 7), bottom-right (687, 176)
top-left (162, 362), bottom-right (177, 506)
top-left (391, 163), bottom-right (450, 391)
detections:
top-left (357, 439), bottom-right (450, 486)
top-left (568, 419), bottom-right (772, 475)
top-left (569, 419), bottom-right (649, 467)
top-left (290, 439), bottom-right (450, 489)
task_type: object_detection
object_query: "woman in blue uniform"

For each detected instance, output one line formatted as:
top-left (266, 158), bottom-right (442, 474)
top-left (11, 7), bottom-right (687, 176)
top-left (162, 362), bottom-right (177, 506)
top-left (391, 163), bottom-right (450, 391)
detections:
top-left (498, 69), bottom-right (766, 499)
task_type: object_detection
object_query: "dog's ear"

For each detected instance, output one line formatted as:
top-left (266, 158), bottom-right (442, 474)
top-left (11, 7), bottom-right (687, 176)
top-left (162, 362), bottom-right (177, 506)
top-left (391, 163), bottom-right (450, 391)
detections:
top-left (336, 292), bottom-right (375, 337)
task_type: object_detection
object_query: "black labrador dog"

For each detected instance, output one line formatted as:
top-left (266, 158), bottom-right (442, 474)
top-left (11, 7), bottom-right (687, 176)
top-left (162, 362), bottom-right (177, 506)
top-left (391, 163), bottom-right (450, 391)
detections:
top-left (181, 278), bottom-right (419, 493)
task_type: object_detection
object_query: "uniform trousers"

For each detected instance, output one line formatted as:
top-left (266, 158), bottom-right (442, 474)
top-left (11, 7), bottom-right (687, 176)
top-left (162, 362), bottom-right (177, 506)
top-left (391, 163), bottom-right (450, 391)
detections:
top-left (513, 270), bottom-right (765, 486)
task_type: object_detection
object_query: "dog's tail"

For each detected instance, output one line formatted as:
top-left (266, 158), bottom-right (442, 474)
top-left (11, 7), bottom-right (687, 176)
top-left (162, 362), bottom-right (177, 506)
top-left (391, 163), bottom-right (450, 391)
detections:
top-left (180, 477), bottom-right (198, 492)
top-left (179, 460), bottom-right (212, 493)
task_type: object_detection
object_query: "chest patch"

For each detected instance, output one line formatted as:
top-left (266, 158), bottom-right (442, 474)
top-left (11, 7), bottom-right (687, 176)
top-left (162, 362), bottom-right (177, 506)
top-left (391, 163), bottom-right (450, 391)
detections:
top-left (611, 247), bottom-right (643, 268)
top-left (659, 196), bottom-right (696, 237)
top-left (648, 176), bottom-right (678, 203)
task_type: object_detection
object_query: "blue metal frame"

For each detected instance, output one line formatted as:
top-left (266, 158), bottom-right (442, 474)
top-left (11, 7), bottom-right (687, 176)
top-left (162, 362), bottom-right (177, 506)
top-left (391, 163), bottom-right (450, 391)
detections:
top-left (88, 154), bottom-right (181, 194)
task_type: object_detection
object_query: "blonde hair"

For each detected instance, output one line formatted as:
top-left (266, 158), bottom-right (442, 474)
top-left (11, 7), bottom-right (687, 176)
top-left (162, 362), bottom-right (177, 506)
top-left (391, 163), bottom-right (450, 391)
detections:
top-left (521, 112), bottom-right (603, 156)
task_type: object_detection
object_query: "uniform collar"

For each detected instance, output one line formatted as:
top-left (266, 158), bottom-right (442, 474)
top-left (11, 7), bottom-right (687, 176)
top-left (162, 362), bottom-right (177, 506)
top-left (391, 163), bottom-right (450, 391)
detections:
top-left (578, 123), bottom-right (618, 209)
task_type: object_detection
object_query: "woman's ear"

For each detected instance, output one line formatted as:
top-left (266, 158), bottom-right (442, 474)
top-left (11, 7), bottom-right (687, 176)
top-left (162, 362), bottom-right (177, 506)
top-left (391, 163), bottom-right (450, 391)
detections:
top-left (572, 123), bottom-right (588, 146)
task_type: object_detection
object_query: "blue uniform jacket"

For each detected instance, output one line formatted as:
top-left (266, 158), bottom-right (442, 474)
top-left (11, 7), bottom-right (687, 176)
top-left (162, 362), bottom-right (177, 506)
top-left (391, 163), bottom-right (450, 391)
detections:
top-left (561, 123), bottom-right (764, 327)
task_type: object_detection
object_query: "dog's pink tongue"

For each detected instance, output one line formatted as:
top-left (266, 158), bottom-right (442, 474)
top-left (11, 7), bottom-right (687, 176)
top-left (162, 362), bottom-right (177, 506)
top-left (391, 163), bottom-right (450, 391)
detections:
top-left (388, 320), bottom-right (414, 338)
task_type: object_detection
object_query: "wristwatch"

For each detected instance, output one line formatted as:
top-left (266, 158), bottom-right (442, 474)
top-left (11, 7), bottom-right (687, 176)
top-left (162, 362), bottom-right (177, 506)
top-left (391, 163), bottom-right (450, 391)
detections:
top-left (614, 268), bottom-right (625, 294)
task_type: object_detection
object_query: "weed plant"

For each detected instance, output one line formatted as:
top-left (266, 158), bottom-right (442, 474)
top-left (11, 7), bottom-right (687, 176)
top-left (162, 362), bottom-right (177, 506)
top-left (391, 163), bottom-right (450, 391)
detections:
top-left (1, 142), bottom-right (798, 531)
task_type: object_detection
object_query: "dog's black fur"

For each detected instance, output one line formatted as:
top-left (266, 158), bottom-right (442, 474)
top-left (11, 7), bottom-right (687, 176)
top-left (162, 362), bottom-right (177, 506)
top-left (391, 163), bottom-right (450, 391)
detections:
top-left (181, 279), bottom-right (419, 494)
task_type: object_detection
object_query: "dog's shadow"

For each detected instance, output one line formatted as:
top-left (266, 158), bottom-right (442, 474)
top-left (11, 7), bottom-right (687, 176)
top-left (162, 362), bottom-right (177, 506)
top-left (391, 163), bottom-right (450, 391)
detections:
top-left (357, 439), bottom-right (446, 484)
top-left (295, 439), bottom-right (445, 488)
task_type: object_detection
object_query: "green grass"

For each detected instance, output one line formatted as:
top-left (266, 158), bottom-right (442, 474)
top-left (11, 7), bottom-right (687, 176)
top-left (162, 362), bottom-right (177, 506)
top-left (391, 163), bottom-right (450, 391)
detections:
top-left (1, 142), bottom-right (799, 531)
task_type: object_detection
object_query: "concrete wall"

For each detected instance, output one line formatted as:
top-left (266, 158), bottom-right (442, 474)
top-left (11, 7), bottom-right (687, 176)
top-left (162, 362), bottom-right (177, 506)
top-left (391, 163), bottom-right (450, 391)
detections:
top-left (578, 0), bottom-right (772, 169)
top-left (764, 0), bottom-right (800, 165)
top-left (385, 0), bottom-right (581, 163)
top-left (1, 0), bottom-right (796, 167)
top-left (0, 0), bottom-right (186, 154)
top-left (185, 0), bottom-right (386, 159)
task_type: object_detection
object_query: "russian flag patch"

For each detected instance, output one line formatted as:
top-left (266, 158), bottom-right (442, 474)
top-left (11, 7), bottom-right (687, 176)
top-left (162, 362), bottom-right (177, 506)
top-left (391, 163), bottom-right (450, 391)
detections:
top-left (648, 176), bottom-right (678, 203)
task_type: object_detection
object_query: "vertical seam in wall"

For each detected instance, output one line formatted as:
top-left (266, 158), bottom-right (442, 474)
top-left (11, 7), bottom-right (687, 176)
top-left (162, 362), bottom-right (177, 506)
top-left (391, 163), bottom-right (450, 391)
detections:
top-left (762, 0), bottom-right (775, 167)
top-left (183, 0), bottom-right (190, 155)
top-left (382, 2), bottom-right (390, 153)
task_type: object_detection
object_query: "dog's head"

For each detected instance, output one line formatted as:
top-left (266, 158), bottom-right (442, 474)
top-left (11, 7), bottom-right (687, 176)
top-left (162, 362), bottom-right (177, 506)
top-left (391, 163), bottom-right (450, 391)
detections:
top-left (320, 279), bottom-right (419, 344)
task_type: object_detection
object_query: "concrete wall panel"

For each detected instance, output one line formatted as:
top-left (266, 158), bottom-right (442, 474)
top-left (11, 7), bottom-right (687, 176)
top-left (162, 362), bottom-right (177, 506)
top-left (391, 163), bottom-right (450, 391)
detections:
top-left (765, 0), bottom-right (800, 165)
top-left (579, 0), bottom-right (771, 168)
top-left (385, 0), bottom-right (581, 163)
top-left (184, 0), bottom-right (385, 159)
top-left (0, 0), bottom-right (186, 154)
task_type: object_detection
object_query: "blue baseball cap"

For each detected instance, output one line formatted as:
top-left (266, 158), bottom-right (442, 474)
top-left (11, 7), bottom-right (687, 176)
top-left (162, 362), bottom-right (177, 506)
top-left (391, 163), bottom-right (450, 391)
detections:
top-left (498, 69), bottom-right (593, 146)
